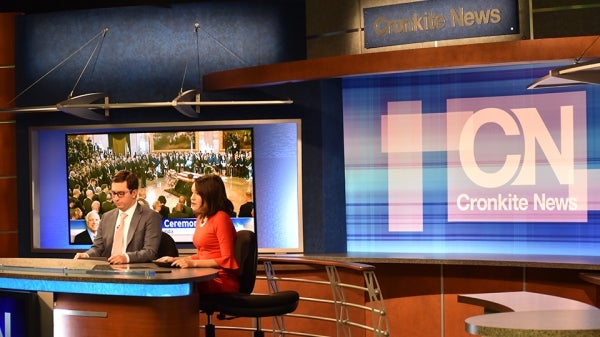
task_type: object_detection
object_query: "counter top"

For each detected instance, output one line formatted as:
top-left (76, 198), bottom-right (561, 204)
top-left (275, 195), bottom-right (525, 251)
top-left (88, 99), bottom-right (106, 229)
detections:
top-left (465, 310), bottom-right (600, 337)
top-left (458, 291), bottom-right (599, 313)
top-left (293, 253), bottom-right (600, 271)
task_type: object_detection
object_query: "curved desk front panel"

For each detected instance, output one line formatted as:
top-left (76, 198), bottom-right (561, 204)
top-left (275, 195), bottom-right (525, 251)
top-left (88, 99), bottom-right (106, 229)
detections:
top-left (0, 258), bottom-right (218, 337)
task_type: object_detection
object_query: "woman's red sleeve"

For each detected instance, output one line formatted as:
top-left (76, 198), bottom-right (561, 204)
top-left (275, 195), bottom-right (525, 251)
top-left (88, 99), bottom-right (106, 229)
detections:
top-left (213, 212), bottom-right (239, 270)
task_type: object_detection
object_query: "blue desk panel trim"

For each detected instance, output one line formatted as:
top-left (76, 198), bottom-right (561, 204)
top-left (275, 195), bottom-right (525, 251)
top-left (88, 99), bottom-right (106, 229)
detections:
top-left (0, 278), bottom-right (192, 297)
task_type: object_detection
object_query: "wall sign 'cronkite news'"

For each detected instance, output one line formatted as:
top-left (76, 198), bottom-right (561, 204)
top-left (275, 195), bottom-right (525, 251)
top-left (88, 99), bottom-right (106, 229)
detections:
top-left (364, 0), bottom-right (519, 48)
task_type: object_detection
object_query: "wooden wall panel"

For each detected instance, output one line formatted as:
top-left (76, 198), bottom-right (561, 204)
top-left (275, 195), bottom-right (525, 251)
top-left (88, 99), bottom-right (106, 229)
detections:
top-left (55, 293), bottom-right (200, 337)
top-left (0, 232), bottom-right (18, 256)
top-left (444, 265), bottom-right (523, 294)
top-left (0, 12), bottom-right (17, 111)
top-left (0, 178), bottom-right (17, 231)
top-left (0, 68), bottom-right (15, 110)
top-left (0, 13), bottom-right (18, 258)
top-left (0, 123), bottom-right (17, 175)
top-left (444, 265), bottom-right (523, 337)
top-left (446, 294), bottom-right (484, 337)
top-left (0, 13), bottom-right (17, 64)
top-left (525, 267), bottom-right (597, 305)
top-left (373, 263), bottom-right (442, 337)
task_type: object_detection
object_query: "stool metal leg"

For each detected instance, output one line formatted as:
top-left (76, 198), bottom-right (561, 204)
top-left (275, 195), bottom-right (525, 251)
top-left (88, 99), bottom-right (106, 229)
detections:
top-left (254, 317), bottom-right (265, 337)
top-left (204, 314), bottom-right (216, 337)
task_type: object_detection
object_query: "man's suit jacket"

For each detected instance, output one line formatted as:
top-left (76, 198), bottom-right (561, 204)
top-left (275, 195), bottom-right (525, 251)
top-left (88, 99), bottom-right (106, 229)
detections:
top-left (159, 205), bottom-right (170, 219)
top-left (238, 201), bottom-right (254, 217)
top-left (73, 230), bottom-right (93, 244)
top-left (84, 203), bottom-right (162, 262)
top-left (182, 205), bottom-right (194, 218)
top-left (83, 197), bottom-right (93, 214)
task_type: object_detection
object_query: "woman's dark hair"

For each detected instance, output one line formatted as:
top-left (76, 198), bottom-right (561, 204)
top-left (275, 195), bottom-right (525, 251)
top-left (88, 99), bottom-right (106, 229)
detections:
top-left (194, 174), bottom-right (231, 217)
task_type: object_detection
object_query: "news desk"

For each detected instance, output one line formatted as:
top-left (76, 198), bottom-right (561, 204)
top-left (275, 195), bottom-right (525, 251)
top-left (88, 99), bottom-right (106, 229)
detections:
top-left (0, 258), bottom-right (218, 337)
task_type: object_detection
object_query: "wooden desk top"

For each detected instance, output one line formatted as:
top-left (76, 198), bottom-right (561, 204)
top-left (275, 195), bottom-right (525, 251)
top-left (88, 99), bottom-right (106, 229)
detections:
top-left (465, 310), bottom-right (600, 337)
top-left (458, 291), bottom-right (598, 313)
top-left (0, 258), bottom-right (218, 297)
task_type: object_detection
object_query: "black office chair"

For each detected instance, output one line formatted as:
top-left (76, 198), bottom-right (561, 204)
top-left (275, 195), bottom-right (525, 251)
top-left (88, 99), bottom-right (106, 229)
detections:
top-left (198, 230), bottom-right (299, 337)
top-left (157, 231), bottom-right (179, 258)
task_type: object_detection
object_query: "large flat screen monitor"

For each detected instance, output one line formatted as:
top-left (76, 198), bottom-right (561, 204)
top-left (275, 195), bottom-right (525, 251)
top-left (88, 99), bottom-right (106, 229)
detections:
top-left (342, 63), bottom-right (600, 256)
top-left (29, 119), bottom-right (303, 254)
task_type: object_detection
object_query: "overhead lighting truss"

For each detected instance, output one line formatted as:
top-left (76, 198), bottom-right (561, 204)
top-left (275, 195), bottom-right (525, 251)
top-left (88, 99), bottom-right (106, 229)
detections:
top-left (0, 25), bottom-right (293, 120)
top-left (1, 91), bottom-right (293, 121)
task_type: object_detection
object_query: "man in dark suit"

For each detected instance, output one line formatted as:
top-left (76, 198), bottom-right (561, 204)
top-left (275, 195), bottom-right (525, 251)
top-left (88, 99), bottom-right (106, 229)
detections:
top-left (178, 195), bottom-right (194, 217)
top-left (98, 183), bottom-right (108, 203)
top-left (74, 210), bottom-right (100, 244)
top-left (157, 195), bottom-right (170, 219)
top-left (101, 193), bottom-right (117, 213)
top-left (82, 189), bottom-right (95, 216)
top-left (74, 170), bottom-right (162, 264)
top-left (167, 202), bottom-right (188, 218)
top-left (238, 191), bottom-right (254, 217)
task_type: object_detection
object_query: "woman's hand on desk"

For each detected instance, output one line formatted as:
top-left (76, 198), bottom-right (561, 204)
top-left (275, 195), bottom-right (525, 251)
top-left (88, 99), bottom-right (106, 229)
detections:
top-left (156, 256), bottom-right (179, 267)
top-left (176, 258), bottom-right (219, 269)
top-left (155, 256), bottom-right (218, 269)
top-left (157, 256), bottom-right (192, 268)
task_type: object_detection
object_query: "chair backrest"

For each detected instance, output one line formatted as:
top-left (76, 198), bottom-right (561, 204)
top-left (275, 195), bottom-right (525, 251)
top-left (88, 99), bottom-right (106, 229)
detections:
top-left (157, 231), bottom-right (179, 258)
top-left (235, 230), bottom-right (257, 294)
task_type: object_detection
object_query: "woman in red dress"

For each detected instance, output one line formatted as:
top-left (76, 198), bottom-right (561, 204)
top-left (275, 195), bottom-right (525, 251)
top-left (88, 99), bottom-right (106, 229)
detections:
top-left (157, 174), bottom-right (239, 294)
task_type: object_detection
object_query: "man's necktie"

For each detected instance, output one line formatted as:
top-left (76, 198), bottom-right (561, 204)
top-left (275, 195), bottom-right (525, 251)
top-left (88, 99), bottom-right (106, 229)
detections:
top-left (111, 212), bottom-right (128, 256)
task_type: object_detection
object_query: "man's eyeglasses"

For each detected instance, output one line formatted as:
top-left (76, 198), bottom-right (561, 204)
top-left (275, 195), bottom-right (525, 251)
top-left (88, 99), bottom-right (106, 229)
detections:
top-left (111, 190), bottom-right (132, 198)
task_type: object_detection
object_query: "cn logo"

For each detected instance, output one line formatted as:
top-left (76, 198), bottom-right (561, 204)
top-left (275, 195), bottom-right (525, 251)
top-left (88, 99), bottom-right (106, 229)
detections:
top-left (459, 106), bottom-right (574, 188)
top-left (381, 91), bottom-right (587, 227)
top-left (446, 91), bottom-right (587, 222)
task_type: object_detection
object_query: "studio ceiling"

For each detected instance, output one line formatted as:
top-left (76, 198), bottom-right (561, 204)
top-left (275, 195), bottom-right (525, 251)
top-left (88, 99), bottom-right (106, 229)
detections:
top-left (0, 0), bottom-right (236, 14)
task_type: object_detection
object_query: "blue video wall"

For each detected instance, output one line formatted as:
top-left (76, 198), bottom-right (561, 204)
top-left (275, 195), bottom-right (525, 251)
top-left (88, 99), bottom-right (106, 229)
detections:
top-left (343, 62), bottom-right (600, 255)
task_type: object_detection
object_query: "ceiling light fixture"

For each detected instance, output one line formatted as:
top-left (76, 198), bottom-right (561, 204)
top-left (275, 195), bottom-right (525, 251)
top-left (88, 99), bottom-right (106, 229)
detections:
top-left (528, 35), bottom-right (600, 89)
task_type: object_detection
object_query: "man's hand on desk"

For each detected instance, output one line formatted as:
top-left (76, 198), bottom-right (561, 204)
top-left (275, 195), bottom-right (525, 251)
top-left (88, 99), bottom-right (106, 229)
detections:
top-left (74, 252), bottom-right (90, 260)
top-left (108, 254), bottom-right (128, 264)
